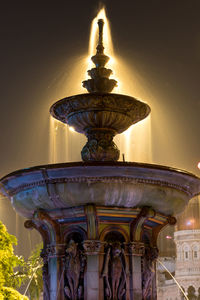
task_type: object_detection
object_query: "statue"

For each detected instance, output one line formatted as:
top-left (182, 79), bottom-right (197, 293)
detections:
top-left (102, 242), bottom-right (126, 300)
top-left (142, 247), bottom-right (158, 300)
top-left (64, 240), bottom-right (86, 300)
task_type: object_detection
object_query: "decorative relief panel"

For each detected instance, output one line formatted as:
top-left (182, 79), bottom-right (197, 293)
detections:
top-left (64, 239), bottom-right (86, 300)
top-left (102, 242), bottom-right (127, 300)
top-left (142, 247), bottom-right (158, 300)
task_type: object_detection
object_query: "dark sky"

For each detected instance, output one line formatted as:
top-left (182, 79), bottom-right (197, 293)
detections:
top-left (0, 1), bottom-right (200, 256)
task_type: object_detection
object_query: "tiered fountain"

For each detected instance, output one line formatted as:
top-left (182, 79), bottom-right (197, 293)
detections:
top-left (1, 18), bottom-right (200, 300)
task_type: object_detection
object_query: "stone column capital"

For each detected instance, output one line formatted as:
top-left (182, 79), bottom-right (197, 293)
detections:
top-left (44, 243), bottom-right (66, 258)
top-left (128, 241), bottom-right (145, 256)
top-left (83, 240), bottom-right (104, 255)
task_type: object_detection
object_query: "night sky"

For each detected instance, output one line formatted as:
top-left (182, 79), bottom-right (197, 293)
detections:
top-left (0, 0), bottom-right (200, 256)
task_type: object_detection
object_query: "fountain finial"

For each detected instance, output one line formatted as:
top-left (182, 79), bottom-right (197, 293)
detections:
top-left (96, 19), bottom-right (104, 53)
top-left (82, 18), bottom-right (117, 93)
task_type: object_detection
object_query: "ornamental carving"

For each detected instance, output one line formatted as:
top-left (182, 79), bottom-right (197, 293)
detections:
top-left (142, 247), bottom-right (158, 300)
top-left (50, 93), bottom-right (150, 134)
top-left (45, 244), bottom-right (65, 257)
top-left (10, 174), bottom-right (194, 197)
top-left (83, 240), bottom-right (102, 254)
top-left (64, 240), bottom-right (86, 300)
top-left (102, 242), bottom-right (127, 300)
top-left (129, 242), bottom-right (145, 256)
top-left (81, 129), bottom-right (120, 161)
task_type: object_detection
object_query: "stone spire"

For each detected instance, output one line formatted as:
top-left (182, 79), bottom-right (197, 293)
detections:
top-left (82, 19), bottom-right (117, 93)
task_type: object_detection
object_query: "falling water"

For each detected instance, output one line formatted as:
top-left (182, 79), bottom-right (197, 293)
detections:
top-left (157, 258), bottom-right (189, 300)
top-left (48, 7), bottom-right (152, 163)
top-left (23, 264), bottom-right (43, 297)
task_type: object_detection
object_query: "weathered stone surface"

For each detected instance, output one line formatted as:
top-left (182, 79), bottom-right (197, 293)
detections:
top-left (1, 162), bottom-right (199, 218)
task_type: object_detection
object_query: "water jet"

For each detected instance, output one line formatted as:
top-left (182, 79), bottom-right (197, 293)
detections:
top-left (1, 14), bottom-right (200, 300)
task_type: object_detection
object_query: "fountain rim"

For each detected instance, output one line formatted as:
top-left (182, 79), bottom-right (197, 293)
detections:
top-left (49, 92), bottom-right (151, 117)
top-left (1, 161), bottom-right (200, 217)
top-left (1, 161), bottom-right (199, 182)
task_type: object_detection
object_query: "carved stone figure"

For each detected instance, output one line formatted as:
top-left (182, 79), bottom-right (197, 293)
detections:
top-left (142, 247), bottom-right (158, 300)
top-left (102, 242), bottom-right (126, 300)
top-left (64, 240), bottom-right (86, 300)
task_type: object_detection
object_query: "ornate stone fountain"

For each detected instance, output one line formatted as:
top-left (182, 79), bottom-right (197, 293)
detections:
top-left (1, 18), bottom-right (200, 300)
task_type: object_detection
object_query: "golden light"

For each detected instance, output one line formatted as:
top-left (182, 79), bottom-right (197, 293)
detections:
top-left (69, 126), bottom-right (75, 132)
top-left (87, 7), bottom-right (119, 85)
top-left (89, 7), bottom-right (113, 58)
top-left (198, 162), bottom-right (200, 170)
top-left (48, 8), bottom-right (152, 165)
top-left (186, 219), bottom-right (195, 226)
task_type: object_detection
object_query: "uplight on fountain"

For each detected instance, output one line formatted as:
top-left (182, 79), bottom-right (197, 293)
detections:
top-left (1, 13), bottom-right (200, 300)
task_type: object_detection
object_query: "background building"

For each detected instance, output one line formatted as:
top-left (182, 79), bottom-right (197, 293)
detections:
top-left (157, 197), bottom-right (200, 299)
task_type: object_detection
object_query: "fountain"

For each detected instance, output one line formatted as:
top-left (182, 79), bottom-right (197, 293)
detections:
top-left (1, 16), bottom-right (200, 300)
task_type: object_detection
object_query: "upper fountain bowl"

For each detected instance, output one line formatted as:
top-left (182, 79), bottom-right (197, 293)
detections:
top-left (50, 93), bottom-right (150, 162)
top-left (50, 93), bottom-right (150, 134)
top-left (1, 162), bottom-right (200, 219)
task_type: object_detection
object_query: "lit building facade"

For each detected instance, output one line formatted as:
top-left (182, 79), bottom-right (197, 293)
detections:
top-left (157, 197), bottom-right (200, 300)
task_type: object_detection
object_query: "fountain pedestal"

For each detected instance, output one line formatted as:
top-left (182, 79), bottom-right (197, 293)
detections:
top-left (1, 162), bottom-right (200, 299)
top-left (25, 204), bottom-right (175, 300)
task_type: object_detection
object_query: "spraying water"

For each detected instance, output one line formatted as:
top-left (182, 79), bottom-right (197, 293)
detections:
top-left (49, 7), bottom-right (152, 163)
top-left (157, 258), bottom-right (189, 300)
top-left (23, 264), bottom-right (43, 297)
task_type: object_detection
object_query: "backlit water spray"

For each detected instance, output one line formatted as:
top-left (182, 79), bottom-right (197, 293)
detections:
top-left (157, 258), bottom-right (189, 300)
top-left (49, 7), bottom-right (152, 163)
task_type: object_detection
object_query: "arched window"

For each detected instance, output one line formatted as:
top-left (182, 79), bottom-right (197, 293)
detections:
top-left (192, 243), bottom-right (199, 260)
top-left (183, 244), bottom-right (190, 261)
top-left (187, 286), bottom-right (196, 299)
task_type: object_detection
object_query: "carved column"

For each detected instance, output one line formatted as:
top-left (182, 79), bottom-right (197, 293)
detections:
top-left (40, 248), bottom-right (50, 300)
top-left (142, 246), bottom-right (158, 300)
top-left (24, 205), bottom-right (176, 299)
top-left (83, 240), bottom-right (102, 300)
top-left (46, 244), bottom-right (66, 300)
top-left (129, 242), bottom-right (145, 300)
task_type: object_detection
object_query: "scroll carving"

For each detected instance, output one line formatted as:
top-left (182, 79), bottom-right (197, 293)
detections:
top-left (64, 240), bottom-right (86, 300)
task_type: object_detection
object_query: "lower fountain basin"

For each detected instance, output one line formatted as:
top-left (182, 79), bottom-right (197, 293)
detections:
top-left (1, 162), bottom-right (200, 219)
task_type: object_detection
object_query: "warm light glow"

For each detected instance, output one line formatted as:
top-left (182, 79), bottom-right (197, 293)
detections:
top-left (49, 116), bottom-right (70, 163)
top-left (87, 7), bottom-right (118, 83)
top-left (88, 8), bottom-right (114, 59)
top-left (87, 8), bottom-right (152, 163)
top-left (69, 126), bottom-right (75, 132)
top-left (166, 235), bottom-right (172, 239)
top-left (186, 219), bottom-right (195, 226)
top-left (49, 8), bottom-right (153, 164)
top-left (198, 162), bottom-right (200, 169)
top-left (115, 115), bottom-right (152, 163)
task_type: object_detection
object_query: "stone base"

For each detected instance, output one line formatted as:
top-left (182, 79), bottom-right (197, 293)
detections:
top-left (24, 205), bottom-right (176, 300)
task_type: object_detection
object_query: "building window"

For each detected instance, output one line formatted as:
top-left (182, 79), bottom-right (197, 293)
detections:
top-left (192, 244), bottom-right (199, 260)
top-left (183, 244), bottom-right (190, 261)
